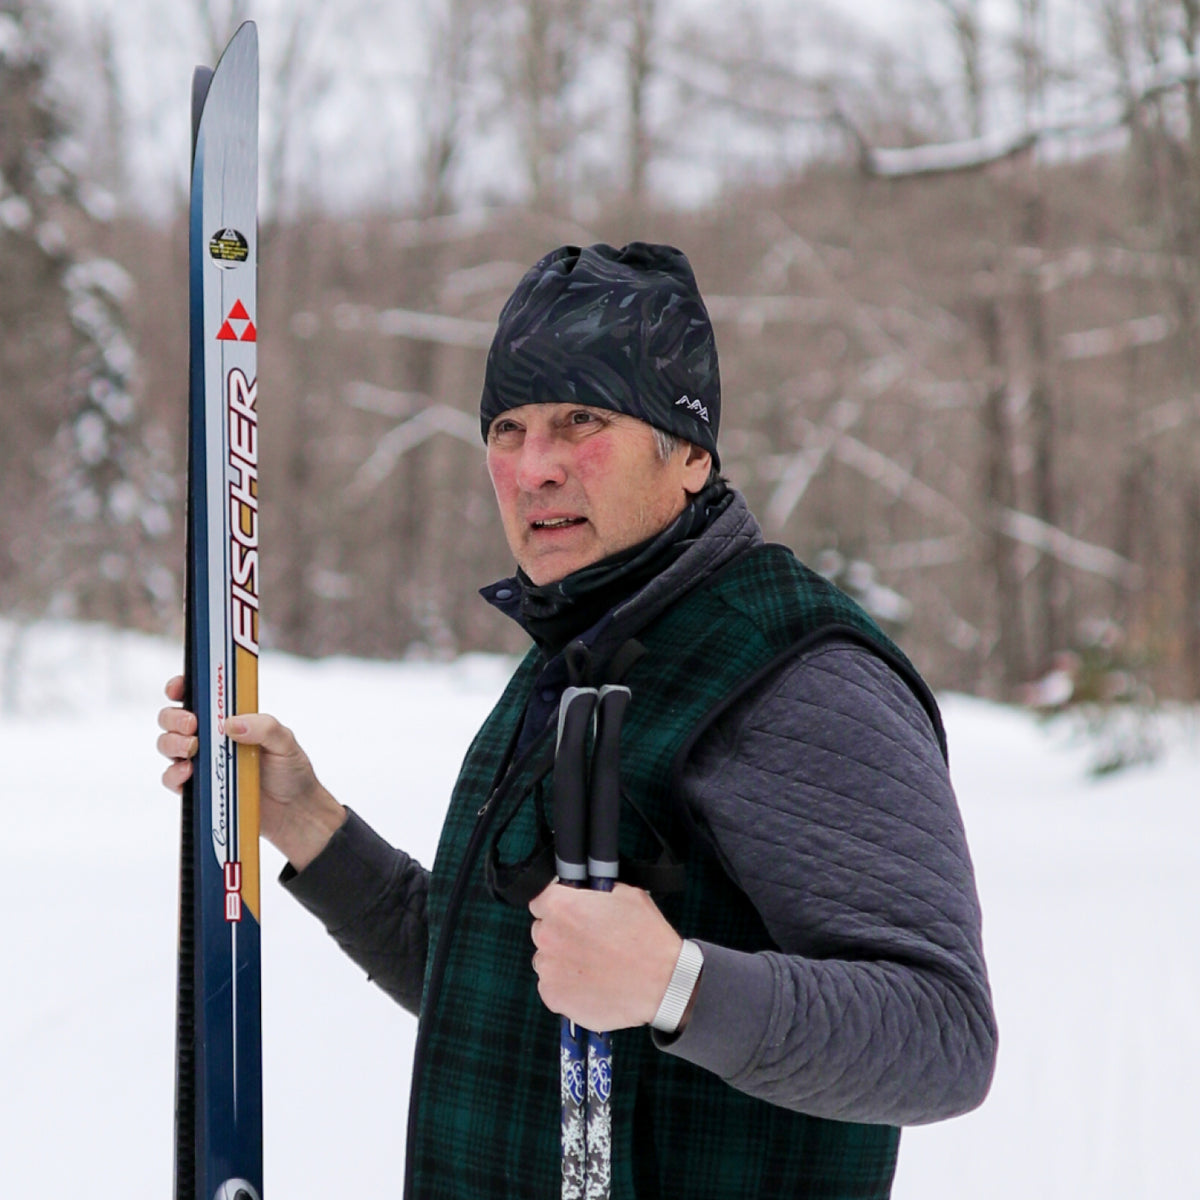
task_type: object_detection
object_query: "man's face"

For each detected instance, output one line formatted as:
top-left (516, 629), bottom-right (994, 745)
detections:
top-left (486, 403), bottom-right (712, 585)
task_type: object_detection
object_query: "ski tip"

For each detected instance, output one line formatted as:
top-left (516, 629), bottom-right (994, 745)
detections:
top-left (223, 20), bottom-right (259, 58)
top-left (190, 22), bottom-right (259, 169)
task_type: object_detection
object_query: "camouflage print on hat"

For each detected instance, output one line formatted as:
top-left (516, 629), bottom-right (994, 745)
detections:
top-left (480, 243), bottom-right (721, 468)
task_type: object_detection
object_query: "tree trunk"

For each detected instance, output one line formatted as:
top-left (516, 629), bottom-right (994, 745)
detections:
top-left (975, 267), bottom-right (1028, 691)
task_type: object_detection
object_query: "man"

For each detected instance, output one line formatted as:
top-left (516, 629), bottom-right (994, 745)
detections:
top-left (158, 242), bottom-right (996, 1199)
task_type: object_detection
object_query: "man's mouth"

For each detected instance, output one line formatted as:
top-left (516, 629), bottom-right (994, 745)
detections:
top-left (531, 517), bottom-right (586, 530)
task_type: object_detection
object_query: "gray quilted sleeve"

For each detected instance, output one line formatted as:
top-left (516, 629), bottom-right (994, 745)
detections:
top-left (280, 807), bottom-right (430, 1015)
top-left (659, 639), bottom-right (997, 1125)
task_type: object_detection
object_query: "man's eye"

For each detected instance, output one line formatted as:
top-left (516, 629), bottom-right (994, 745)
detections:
top-left (568, 410), bottom-right (598, 425)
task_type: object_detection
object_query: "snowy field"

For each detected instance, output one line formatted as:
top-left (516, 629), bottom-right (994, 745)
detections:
top-left (1, 618), bottom-right (1197, 1198)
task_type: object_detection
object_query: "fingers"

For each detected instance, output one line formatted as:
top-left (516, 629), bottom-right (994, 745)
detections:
top-left (158, 704), bottom-right (197, 736)
top-left (156, 703), bottom-right (292, 756)
top-left (528, 883), bottom-right (554, 921)
top-left (527, 884), bottom-right (590, 951)
top-left (157, 692), bottom-right (198, 794)
top-left (526, 883), bottom-right (683, 1030)
top-left (157, 728), bottom-right (199, 761)
top-left (156, 674), bottom-right (305, 804)
top-left (161, 757), bottom-right (193, 795)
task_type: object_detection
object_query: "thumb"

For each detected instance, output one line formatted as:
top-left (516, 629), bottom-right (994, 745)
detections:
top-left (223, 712), bottom-right (297, 756)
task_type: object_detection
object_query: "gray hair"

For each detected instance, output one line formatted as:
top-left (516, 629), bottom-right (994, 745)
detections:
top-left (652, 427), bottom-right (683, 462)
top-left (652, 426), bottom-right (723, 488)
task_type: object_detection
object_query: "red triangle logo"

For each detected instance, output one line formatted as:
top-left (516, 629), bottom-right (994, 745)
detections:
top-left (227, 299), bottom-right (250, 321)
top-left (216, 321), bottom-right (238, 341)
top-left (240, 322), bottom-right (257, 342)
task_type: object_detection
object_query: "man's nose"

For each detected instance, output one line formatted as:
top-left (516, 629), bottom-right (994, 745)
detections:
top-left (516, 431), bottom-right (568, 490)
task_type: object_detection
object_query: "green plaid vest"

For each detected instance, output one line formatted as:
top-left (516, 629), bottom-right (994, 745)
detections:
top-left (406, 544), bottom-right (942, 1199)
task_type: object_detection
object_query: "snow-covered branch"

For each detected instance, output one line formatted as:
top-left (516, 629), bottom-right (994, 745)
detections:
top-left (704, 294), bottom-right (831, 330)
top-left (1034, 246), bottom-right (1186, 294)
top-left (997, 508), bottom-right (1140, 587)
top-left (329, 303), bottom-right (495, 349)
top-left (861, 59), bottom-right (1200, 181)
top-left (764, 398), bottom-right (971, 532)
top-left (763, 413), bottom-right (1140, 589)
top-left (865, 128), bottom-right (1038, 178)
top-left (345, 405), bottom-right (481, 503)
top-left (763, 398), bottom-right (861, 530)
top-left (1135, 396), bottom-right (1200, 443)
top-left (341, 381), bottom-right (429, 419)
top-left (1059, 313), bottom-right (1175, 361)
top-left (829, 432), bottom-right (971, 527)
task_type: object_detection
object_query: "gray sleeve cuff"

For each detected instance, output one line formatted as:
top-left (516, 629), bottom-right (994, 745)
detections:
top-left (280, 807), bottom-right (406, 932)
top-left (651, 940), bottom-right (775, 1078)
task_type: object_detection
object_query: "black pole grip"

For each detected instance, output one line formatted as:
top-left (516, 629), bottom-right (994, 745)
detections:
top-left (588, 685), bottom-right (630, 881)
top-left (553, 687), bottom-right (597, 882)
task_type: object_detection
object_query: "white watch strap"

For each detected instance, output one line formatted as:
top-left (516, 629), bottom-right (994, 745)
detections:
top-left (650, 938), bottom-right (704, 1033)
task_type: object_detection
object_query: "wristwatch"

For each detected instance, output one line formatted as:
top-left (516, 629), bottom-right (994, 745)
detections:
top-left (650, 939), bottom-right (704, 1034)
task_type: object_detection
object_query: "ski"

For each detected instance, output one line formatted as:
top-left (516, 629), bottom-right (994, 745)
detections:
top-left (175, 22), bottom-right (262, 1200)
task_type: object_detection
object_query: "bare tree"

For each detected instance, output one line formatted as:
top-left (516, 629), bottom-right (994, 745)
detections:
top-left (623, 0), bottom-right (658, 206)
top-left (975, 262), bottom-right (1030, 688)
top-left (418, 0), bottom-right (486, 218)
top-left (936, 0), bottom-right (987, 137)
top-left (486, 0), bottom-right (598, 208)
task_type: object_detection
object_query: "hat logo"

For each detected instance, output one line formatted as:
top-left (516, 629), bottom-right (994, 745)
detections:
top-left (676, 394), bottom-right (709, 423)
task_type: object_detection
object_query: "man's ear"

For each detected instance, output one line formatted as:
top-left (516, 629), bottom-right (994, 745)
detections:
top-left (681, 443), bottom-right (713, 494)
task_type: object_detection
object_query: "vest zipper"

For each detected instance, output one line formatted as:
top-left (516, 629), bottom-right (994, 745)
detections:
top-left (403, 726), bottom-right (554, 1200)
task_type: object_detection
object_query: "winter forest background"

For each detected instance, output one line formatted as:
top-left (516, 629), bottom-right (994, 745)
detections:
top-left (4, 2), bottom-right (1200, 1196)
top-left (5, 0), bottom-right (1200, 719)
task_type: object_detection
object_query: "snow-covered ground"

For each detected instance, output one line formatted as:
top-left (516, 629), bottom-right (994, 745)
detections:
top-left (1, 618), bottom-right (1197, 1198)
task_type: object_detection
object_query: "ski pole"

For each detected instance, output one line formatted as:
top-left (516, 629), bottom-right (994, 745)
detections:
top-left (584, 684), bottom-right (630, 1200)
top-left (553, 686), bottom-right (598, 1200)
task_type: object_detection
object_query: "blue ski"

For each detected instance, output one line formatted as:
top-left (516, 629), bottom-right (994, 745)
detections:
top-left (175, 22), bottom-right (262, 1200)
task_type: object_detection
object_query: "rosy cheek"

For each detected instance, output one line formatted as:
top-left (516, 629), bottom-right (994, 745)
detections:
top-left (486, 453), bottom-right (516, 498)
top-left (571, 436), bottom-right (613, 479)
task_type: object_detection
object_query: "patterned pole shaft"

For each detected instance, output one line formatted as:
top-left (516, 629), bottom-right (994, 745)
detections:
top-left (553, 687), bottom-right (598, 1200)
top-left (584, 685), bottom-right (630, 1200)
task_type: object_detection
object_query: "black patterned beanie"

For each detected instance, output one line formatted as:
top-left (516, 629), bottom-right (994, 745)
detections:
top-left (479, 242), bottom-right (721, 468)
